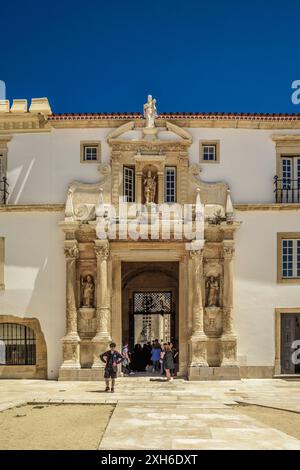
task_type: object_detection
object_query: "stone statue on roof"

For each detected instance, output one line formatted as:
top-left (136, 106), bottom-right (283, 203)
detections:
top-left (143, 95), bottom-right (158, 128)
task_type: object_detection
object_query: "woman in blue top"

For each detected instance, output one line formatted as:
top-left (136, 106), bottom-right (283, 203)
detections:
top-left (151, 339), bottom-right (161, 372)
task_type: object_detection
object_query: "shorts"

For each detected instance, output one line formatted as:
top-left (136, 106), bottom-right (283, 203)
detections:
top-left (104, 367), bottom-right (117, 379)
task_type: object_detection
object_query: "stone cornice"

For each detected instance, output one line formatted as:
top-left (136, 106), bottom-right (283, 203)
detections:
top-left (0, 204), bottom-right (65, 212)
top-left (48, 115), bottom-right (300, 130)
top-left (1, 203), bottom-right (300, 213)
top-left (235, 203), bottom-right (300, 211)
top-left (0, 113), bottom-right (51, 134)
top-left (271, 134), bottom-right (300, 142)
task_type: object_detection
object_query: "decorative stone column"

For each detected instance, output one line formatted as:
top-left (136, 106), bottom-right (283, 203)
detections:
top-left (60, 240), bottom-right (81, 370)
top-left (92, 239), bottom-right (112, 368)
top-left (157, 171), bottom-right (164, 204)
top-left (188, 241), bottom-right (208, 378)
top-left (221, 240), bottom-right (238, 368)
top-left (136, 171), bottom-right (143, 203)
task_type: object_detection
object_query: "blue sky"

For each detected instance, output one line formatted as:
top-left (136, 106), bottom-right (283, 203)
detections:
top-left (1, 0), bottom-right (300, 113)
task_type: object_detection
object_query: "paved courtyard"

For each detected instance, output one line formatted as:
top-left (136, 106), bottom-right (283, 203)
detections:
top-left (0, 378), bottom-right (300, 450)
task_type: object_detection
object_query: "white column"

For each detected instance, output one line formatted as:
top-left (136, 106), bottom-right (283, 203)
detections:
top-left (61, 241), bottom-right (81, 369)
top-left (221, 240), bottom-right (238, 366)
top-left (92, 240), bottom-right (112, 368)
top-left (188, 242), bottom-right (208, 368)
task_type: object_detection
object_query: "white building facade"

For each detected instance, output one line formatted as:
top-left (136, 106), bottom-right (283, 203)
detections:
top-left (0, 96), bottom-right (299, 380)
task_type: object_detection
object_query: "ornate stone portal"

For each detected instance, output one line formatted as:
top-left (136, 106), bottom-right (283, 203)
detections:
top-left (58, 96), bottom-right (241, 380)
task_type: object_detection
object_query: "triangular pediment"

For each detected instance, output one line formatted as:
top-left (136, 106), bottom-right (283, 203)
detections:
top-left (107, 120), bottom-right (192, 144)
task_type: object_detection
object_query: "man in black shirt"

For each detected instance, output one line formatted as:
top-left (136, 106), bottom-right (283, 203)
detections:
top-left (100, 342), bottom-right (123, 393)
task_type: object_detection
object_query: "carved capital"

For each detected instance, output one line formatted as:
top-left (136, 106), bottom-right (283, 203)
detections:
top-left (95, 242), bottom-right (110, 261)
top-left (64, 243), bottom-right (79, 259)
top-left (189, 248), bottom-right (204, 260)
top-left (223, 244), bottom-right (235, 259)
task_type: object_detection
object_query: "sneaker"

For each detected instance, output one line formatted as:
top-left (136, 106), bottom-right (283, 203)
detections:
top-left (105, 387), bottom-right (110, 392)
top-left (111, 388), bottom-right (115, 393)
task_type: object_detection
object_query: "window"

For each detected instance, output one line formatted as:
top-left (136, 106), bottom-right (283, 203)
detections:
top-left (84, 146), bottom-right (97, 161)
top-left (80, 141), bottom-right (101, 163)
top-left (164, 166), bottom-right (177, 202)
top-left (281, 156), bottom-right (300, 188)
top-left (0, 323), bottom-right (36, 365)
top-left (278, 233), bottom-right (300, 283)
top-left (203, 145), bottom-right (216, 161)
top-left (123, 166), bottom-right (135, 202)
top-left (0, 237), bottom-right (4, 290)
top-left (273, 136), bottom-right (300, 203)
top-left (200, 140), bottom-right (220, 163)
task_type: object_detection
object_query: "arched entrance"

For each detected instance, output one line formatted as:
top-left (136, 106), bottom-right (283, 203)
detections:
top-left (121, 262), bottom-right (179, 374)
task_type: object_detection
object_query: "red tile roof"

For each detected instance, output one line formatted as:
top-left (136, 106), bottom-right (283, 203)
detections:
top-left (48, 112), bottom-right (300, 121)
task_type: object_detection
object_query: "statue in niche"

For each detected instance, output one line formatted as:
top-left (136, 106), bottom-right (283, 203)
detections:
top-left (143, 94), bottom-right (158, 128)
top-left (206, 276), bottom-right (220, 307)
top-left (143, 170), bottom-right (157, 204)
top-left (81, 275), bottom-right (95, 308)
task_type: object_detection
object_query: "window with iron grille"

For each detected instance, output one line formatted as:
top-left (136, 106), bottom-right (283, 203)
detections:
top-left (84, 146), bottom-right (98, 161)
top-left (164, 166), bottom-right (176, 203)
top-left (123, 166), bottom-right (135, 202)
top-left (282, 239), bottom-right (300, 279)
top-left (0, 323), bottom-right (36, 365)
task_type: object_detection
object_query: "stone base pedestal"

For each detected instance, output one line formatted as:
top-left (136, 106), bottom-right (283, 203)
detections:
top-left (188, 365), bottom-right (240, 381)
top-left (188, 334), bottom-right (208, 367)
top-left (58, 368), bottom-right (105, 381)
top-left (221, 334), bottom-right (238, 367)
top-left (142, 127), bottom-right (158, 140)
top-left (91, 335), bottom-right (111, 369)
top-left (60, 335), bottom-right (81, 371)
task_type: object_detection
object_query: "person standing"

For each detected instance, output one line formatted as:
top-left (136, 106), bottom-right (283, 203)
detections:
top-left (151, 339), bottom-right (161, 372)
top-left (163, 344), bottom-right (174, 382)
top-left (100, 342), bottom-right (123, 393)
top-left (160, 343), bottom-right (166, 375)
top-left (170, 342), bottom-right (178, 377)
top-left (121, 343), bottom-right (131, 376)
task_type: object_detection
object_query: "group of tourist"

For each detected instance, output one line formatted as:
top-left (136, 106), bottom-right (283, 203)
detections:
top-left (122, 339), bottom-right (178, 381)
top-left (100, 340), bottom-right (179, 393)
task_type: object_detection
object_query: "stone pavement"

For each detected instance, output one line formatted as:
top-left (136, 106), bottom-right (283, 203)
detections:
top-left (0, 377), bottom-right (300, 449)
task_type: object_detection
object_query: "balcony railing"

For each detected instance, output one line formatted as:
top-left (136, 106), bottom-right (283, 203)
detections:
top-left (0, 177), bottom-right (9, 205)
top-left (274, 176), bottom-right (300, 203)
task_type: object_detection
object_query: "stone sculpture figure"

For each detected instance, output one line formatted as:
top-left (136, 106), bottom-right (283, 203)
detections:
top-left (206, 276), bottom-right (220, 307)
top-left (143, 95), bottom-right (158, 128)
top-left (81, 275), bottom-right (95, 308)
top-left (143, 170), bottom-right (157, 204)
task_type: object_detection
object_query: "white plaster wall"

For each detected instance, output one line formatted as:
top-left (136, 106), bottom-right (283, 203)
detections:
top-left (7, 129), bottom-right (111, 205)
top-left (235, 210), bottom-right (300, 367)
top-left (0, 212), bottom-right (65, 378)
top-left (5, 126), bottom-right (300, 205)
top-left (188, 127), bottom-right (300, 204)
